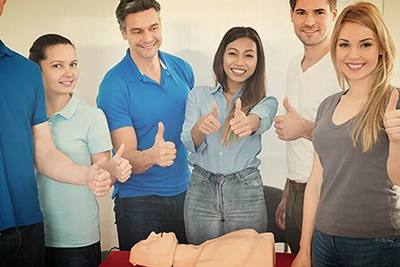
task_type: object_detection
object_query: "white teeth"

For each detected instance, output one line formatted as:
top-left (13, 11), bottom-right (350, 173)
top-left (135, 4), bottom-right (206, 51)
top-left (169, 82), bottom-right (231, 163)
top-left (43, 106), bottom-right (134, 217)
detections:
top-left (348, 63), bottom-right (363, 69)
top-left (232, 69), bottom-right (245, 74)
top-left (60, 81), bottom-right (72, 85)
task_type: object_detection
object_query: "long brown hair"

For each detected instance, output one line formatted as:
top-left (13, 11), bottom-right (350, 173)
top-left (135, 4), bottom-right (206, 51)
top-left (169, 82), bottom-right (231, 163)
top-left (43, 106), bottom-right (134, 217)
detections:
top-left (213, 27), bottom-right (267, 145)
top-left (331, 2), bottom-right (396, 152)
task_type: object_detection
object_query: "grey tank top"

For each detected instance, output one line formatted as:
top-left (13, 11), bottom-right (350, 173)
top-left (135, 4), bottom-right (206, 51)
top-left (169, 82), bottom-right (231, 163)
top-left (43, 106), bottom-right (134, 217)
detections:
top-left (313, 89), bottom-right (400, 238)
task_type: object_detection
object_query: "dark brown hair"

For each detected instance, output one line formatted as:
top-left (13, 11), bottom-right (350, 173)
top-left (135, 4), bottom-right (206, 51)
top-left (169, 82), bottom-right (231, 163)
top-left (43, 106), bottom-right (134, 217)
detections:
top-left (213, 27), bottom-right (267, 145)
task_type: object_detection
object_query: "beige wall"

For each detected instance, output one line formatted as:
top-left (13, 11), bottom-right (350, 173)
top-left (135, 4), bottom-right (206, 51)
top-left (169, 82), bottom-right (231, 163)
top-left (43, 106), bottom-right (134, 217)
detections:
top-left (0, 0), bottom-right (399, 251)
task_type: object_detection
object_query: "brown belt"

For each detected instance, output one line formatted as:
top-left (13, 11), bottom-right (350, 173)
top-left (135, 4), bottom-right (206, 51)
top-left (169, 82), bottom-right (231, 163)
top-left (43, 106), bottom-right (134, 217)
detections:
top-left (289, 180), bottom-right (307, 192)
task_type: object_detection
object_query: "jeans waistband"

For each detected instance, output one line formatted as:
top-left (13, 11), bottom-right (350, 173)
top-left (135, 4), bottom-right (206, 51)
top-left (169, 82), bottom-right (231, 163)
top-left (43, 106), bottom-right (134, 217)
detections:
top-left (193, 165), bottom-right (258, 181)
top-left (289, 179), bottom-right (307, 192)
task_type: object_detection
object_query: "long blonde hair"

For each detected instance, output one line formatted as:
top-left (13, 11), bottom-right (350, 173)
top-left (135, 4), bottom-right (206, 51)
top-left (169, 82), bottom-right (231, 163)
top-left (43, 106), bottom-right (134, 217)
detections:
top-left (330, 2), bottom-right (396, 152)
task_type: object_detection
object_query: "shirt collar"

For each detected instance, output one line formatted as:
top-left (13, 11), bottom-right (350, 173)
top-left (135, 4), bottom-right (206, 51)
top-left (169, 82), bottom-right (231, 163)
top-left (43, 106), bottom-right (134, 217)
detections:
top-left (210, 84), bottom-right (244, 97)
top-left (121, 49), bottom-right (170, 82)
top-left (0, 39), bottom-right (16, 58)
top-left (52, 94), bottom-right (80, 120)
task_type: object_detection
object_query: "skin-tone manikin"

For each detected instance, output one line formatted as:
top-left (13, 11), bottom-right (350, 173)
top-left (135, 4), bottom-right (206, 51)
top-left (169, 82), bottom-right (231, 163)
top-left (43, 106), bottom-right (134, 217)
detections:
top-left (129, 229), bottom-right (275, 267)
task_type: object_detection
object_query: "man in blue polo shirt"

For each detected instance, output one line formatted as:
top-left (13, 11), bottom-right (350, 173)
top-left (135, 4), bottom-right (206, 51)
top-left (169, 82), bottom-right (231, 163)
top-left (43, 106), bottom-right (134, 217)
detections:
top-left (97, 0), bottom-right (194, 250)
top-left (0, 1), bottom-right (112, 266)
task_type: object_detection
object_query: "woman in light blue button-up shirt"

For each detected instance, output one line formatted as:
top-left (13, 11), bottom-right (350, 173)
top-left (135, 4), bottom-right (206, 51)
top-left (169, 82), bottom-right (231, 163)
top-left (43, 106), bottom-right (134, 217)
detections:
top-left (181, 27), bottom-right (278, 245)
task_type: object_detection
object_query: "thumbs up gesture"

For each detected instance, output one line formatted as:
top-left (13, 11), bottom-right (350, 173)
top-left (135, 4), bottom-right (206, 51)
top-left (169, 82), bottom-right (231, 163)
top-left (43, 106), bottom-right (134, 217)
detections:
top-left (150, 122), bottom-right (177, 167)
top-left (87, 157), bottom-right (112, 197)
top-left (229, 98), bottom-right (252, 137)
top-left (274, 97), bottom-right (308, 141)
top-left (108, 143), bottom-right (132, 183)
top-left (384, 89), bottom-right (400, 143)
top-left (197, 101), bottom-right (221, 135)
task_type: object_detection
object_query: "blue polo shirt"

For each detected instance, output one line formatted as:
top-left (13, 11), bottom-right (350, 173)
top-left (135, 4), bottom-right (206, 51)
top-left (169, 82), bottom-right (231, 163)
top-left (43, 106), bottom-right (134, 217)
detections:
top-left (0, 40), bottom-right (48, 231)
top-left (97, 50), bottom-right (194, 198)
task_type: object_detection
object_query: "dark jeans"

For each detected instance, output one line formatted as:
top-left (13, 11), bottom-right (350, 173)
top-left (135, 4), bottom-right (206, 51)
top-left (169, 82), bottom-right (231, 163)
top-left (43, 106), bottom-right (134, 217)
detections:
top-left (114, 191), bottom-right (187, 251)
top-left (284, 183), bottom-right (304, 254)
top-left (0, 222), bottom-right (45, 267)
top-left (312, 228), bottom-right (400, 267)
top-left (44, 241), bottom-right (100, 267)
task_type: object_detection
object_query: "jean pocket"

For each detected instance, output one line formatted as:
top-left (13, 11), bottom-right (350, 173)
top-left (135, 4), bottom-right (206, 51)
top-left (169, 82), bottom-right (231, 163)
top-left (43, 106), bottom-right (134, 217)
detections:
top-left (240, 170), bottom-right (263, 189)
top-left (189, 171), bottom-right (208, 187)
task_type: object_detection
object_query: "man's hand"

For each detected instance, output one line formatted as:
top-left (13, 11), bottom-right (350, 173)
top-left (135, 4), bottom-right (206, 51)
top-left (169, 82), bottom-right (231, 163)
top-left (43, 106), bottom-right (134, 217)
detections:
top-left (385, 89), bottom-right (400, 143)
top-left (275, 198), bottom-right (287, 230)
top-left (274, 98), bottom-right (311, 141)
top-left (230, 98), bottom-right (252, 137)
top-left (197, 101), bottom-right (221, 135)
top-left (108, 143), bottom-right (132, 183)
top-left (291, 250), bottom-right (312, 267)
top-left (150, 122), bottom-right (177, 167)
top-left (87, 157), bottom-right (112, 197)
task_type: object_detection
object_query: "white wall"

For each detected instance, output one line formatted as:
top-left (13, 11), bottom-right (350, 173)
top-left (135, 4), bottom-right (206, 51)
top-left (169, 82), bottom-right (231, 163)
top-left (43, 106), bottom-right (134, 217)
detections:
top-left (1, 0), bottom-right (399, 250)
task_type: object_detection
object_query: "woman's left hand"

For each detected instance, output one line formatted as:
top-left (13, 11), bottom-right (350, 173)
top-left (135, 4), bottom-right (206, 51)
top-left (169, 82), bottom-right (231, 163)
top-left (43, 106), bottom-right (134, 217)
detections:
top-left (385, 89), bottom-right (400, 143)
top-left (229, 98), bottom-right (253, 138)
top-left (109, 143), bottom-right (132, 183)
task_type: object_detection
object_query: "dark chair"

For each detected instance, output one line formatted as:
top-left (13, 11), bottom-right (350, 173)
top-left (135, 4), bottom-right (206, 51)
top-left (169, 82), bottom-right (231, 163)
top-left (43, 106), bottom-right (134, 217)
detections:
top-left (264, 185), bottom-right (288, 250)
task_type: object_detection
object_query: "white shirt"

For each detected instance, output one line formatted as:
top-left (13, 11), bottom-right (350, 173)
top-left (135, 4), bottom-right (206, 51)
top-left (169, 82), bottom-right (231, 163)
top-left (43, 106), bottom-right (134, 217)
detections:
top-left (285, 52), bottom-right (341, 183)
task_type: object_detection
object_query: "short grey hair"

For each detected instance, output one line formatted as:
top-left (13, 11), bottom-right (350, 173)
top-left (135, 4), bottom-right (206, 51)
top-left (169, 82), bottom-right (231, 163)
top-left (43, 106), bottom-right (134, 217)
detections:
top-left (116, 0), bottom-right (161, 31)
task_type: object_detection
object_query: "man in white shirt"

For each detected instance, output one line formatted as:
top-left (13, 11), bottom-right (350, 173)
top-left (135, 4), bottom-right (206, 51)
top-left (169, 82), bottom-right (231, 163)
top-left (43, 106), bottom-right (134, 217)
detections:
top-left (274, 0), bottom-right (340, 253)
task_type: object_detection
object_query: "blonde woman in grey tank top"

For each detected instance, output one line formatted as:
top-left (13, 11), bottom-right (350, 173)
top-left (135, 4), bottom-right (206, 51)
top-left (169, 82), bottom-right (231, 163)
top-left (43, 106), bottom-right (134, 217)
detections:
top-left (292, 2), bottom-right (400, 267)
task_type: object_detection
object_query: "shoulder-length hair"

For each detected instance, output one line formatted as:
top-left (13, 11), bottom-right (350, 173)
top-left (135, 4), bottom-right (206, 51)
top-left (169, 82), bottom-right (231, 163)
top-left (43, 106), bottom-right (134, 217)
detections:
top-left (213, 26), bottom-right (267, 145)
top-left (330, 2), bottom-right (396, 152)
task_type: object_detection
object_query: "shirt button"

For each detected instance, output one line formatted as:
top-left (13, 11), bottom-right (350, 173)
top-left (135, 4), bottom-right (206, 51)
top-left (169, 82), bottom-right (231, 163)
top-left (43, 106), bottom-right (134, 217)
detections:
top-left (219, 152), bottom-right (223, 156)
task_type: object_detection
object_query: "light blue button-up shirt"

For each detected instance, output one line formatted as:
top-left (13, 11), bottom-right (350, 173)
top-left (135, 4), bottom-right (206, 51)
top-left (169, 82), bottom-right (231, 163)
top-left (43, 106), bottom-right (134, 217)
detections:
top-left (181, 85), bottom-right (278, 175)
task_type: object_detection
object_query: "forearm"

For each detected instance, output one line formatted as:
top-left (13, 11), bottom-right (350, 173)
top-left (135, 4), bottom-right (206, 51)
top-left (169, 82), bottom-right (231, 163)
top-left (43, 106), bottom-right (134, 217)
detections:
top-left (299, 177), bottom-right (321, 251)
top-left (301, 120), bottom-right (315, 141)
top-left (248, 114), bottom-right (261, 133)
top-left (191, 122), bottom-right (206, 149)
top-left (387, 142), bottom-right (400, 185)
top-left (281, 178), bottom-right (290, 198)
top-left (127, 148), bottom-right (155, 174)
top-left (36, 149), bottom-right (88, 185)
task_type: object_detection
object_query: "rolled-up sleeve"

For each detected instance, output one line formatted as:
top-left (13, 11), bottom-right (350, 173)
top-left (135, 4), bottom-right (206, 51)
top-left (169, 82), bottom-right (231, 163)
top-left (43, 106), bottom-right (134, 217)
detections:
top-left (250, 96), bottom-right (278, 135)
top-left (181, 89), bottom-right (207, 154)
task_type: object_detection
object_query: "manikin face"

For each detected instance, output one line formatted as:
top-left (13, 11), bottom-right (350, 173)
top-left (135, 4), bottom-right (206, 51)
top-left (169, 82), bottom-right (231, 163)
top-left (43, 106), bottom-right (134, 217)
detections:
top-left (120, 8), bottom-right (162, 61)
top-left (336, 22), bottom-right (381, 85)
top-left (223, 37), bottom-right (257, 90)
top-left (40, 44), bottom-right (79, 96)
top-left (0, 0), bottom-right (7, 17)
top-left (291, 0), bottom-right (337, 47)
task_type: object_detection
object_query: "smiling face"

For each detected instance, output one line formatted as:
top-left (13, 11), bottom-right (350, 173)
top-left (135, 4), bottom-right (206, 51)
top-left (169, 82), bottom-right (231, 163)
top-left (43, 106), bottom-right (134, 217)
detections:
top-left (223, 37), bottom-right (257, 91)
top-left (291, 0), bottom-right (337, 47)
top-left (120, 8), bottom-right (162, 62)
top-left (40, 44), bottom-right (78, 97)
top-left (336, 22), bottom-right (381, 86)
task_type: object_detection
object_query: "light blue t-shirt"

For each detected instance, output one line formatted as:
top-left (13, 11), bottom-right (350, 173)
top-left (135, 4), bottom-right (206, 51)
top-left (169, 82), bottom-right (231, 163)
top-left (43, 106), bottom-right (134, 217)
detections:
top-left (36, 94), bottom-right (112, 247)
top-left (181, 85), bottom-right (278, 175)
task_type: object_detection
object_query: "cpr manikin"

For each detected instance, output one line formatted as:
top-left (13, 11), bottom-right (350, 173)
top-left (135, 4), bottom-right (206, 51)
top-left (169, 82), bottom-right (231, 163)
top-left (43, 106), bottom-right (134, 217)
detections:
top-left (129, 229), bottom-right (275, 267)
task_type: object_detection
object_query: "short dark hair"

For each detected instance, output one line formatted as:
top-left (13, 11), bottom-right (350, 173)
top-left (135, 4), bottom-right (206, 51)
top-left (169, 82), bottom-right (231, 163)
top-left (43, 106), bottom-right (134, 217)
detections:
top-left (29, 34), bottom-right (74, 65)
top-left (289, 0), bottom-right (337, 11)
top-left (116, 0), bottom-right (161, 30)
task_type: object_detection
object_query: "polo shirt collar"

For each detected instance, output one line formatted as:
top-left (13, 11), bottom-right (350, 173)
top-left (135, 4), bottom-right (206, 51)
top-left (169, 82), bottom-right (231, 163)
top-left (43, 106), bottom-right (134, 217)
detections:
top-left (121, 49), bottom-right (171, 82)
top-left (53, 94), bottom-right (79, 120)
top-left (0, 39), bottom-right (16, 58)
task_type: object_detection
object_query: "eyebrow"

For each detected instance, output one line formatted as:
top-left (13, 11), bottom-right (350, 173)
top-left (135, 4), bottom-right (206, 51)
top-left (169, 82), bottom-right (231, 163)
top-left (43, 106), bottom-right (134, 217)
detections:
top-left (338, 37), bottom-right (375, 43)
top-left (130, 23), bottom-right (159, 32)
top-left (294, 7), bottom-right (327, 12)
top-left (48, 59), bottom-right (78, 64)
top-left (226, 47), bottom-right (256, 53)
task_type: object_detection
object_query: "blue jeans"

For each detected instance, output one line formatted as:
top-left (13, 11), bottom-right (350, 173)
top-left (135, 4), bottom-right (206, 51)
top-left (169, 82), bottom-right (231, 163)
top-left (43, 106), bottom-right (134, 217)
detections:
top-left (184, 165), bottom-right (267, 245)
top-left (312, 228), bottom-right (400, 267)
top-left (114, 191), bottom-right (187, 250)
top-left (0, 222), bottom-right (45, 267)
top-left (44, 241), bottom-right (100, 267)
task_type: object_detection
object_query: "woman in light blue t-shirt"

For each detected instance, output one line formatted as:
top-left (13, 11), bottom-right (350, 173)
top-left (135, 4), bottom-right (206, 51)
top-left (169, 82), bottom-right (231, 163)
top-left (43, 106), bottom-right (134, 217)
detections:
top-left (29, 34), bottom-right (131, 267)
top-left (181, 27), bottom-right (278, 245)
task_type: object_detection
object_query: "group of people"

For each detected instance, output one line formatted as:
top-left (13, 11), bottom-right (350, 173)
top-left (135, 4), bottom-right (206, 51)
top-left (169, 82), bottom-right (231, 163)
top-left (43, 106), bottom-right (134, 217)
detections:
top-left (1, 0), bottom-right (400, 267)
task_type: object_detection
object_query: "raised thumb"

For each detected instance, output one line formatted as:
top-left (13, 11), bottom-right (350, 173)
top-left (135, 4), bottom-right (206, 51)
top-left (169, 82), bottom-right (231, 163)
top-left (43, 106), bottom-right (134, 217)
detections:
top-left (155, 122), bottom-right (165, 141)
top-left (386, 89), bottom-right (399, 113)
